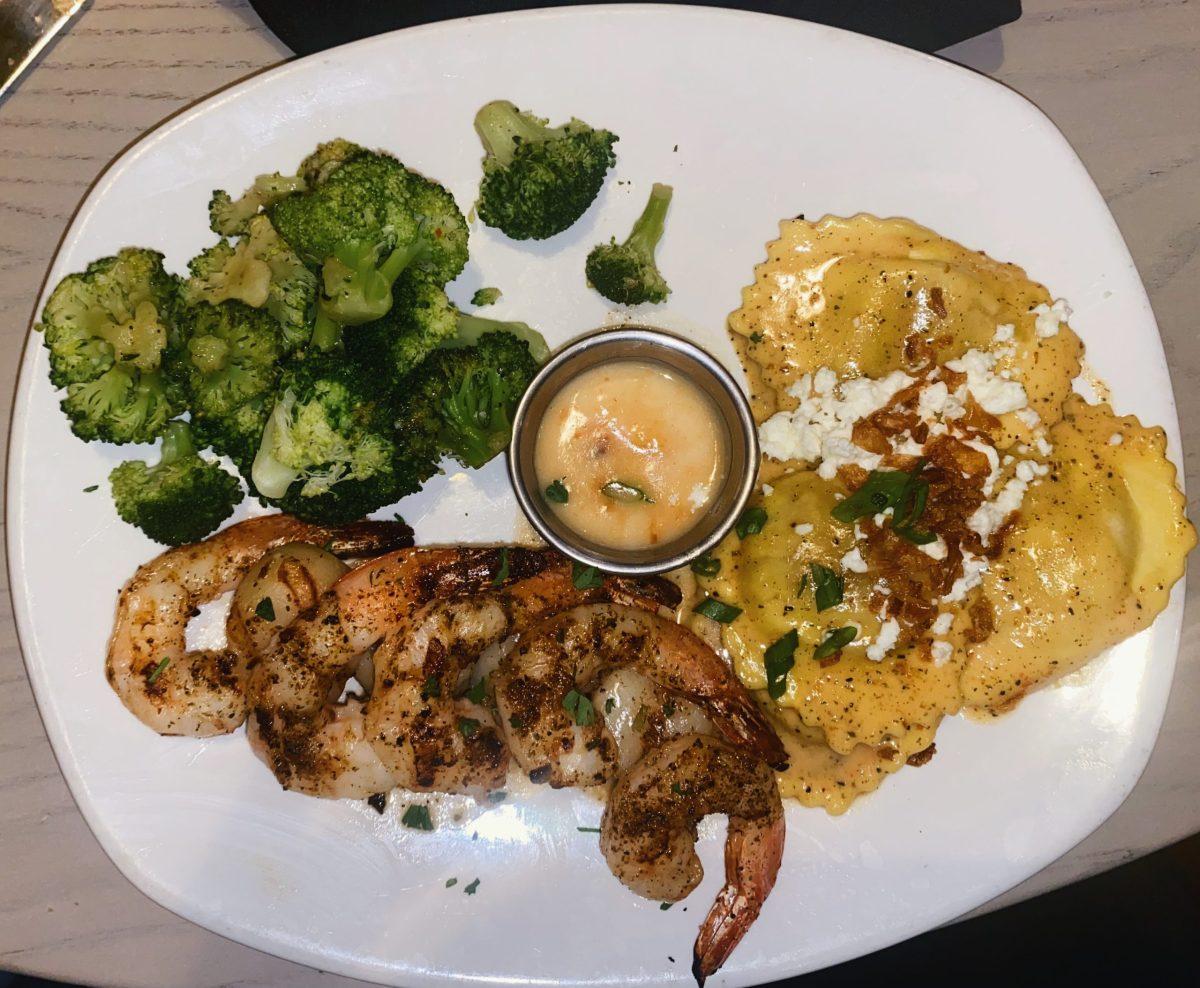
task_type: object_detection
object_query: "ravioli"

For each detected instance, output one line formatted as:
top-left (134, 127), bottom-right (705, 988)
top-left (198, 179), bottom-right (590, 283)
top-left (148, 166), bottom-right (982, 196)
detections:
top-left (961, 397), bottom-right (1195, 709)
top-left (706, 472), bottom-right (965, 757)
top-left (728, 214), bottom-right (1083, 443)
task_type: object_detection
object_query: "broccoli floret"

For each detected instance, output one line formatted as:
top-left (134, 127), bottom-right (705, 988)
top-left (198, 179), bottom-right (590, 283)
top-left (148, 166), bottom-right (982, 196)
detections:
top-left (400, 167), bottom-right (469, 287)
top-left (250, 355), bottom-right (417, 522)
top-left (184, 215), bottom-right (317, 350)
top-left (192, 393), bottom-right (272, 474)
top-left (444, 310), bottom-right (550, 365)
top-left (474, 100), bottom-right (617, 240)
top-left (585, 183), bottom-right (673, 305)
top-left (37, 248), bottom-right (184, 444)
top-left (109, 421), bottom-right (242, 546)
top-left (400, 331), bottom-right (540, 469)
top-left (344, 278), bottom-right (459, 379)
top-left (173, 300), bottom-right (284, 432)
top-left (209, 173), bottom-right (307, 237)
top-left (298, 139), bottom-right (366, 187)
top-left (471, 287), bottom-right (502, 307)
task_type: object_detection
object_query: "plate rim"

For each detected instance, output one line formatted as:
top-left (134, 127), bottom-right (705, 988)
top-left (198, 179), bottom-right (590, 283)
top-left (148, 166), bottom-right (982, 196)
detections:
top-left (5, 4), bottom-right (1187, 985)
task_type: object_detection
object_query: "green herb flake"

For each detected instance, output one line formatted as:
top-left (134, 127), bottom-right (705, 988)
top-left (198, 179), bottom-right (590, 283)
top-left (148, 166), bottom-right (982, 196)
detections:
top-left (764, 629), bottom-right (799, 700)
top-left (491, 546), bottom-right (510, 587)
top-left (401, 805), bottom-right (434, 831)
top-left (254, 597), bottom-right (276, 622)
top-left (693, 596), bottom-right (742, 624)
top-left (809, 564), bottom-right (844, 612)
top-left (488, 790), bottom-right (507, 803)
top-left (545, 479), bottom-right (569, 504)
top-left (421, 675), bottom-right (441, 700)
top-left (604, 697), bottom-right (616, 715)
top-left (577, 826), bottom-right (601, 833)
top-left (662, 700), bottom-right (676, 717)
top-left (563, 689), bottom-right (595, 726)
top-left (690, 554), bottom-right (721, 578)
top-left (464, 878), bottom-right (480, 895)
top-left (735, 506), bottom-right (768, 538)
top-left (798, 573), bottom-right (810, 596)
top-left (670, 782), bottom-right (684, 796)
top-left (82, 484), bottom-right (99, 493)
top-left (813, 626), bottom-right (858, 660)
top-left (660, 902), bottom-right (674, 911)
top-left (146, 656), bottom-right (170, 685)
top-left (465, 676), bottom-right (487, 704)
top-left (600, 480), bottom-right (654, 504)
top-left (445, 877), bottom-right (458, 888)
top-left (458, 717), bottom-right (481, 739)
top-left (508, 714), bottom-right (524, 729)
top-left (749, 332), bottom-right (763, 343)
top-left (572, 562), bottom-right (603, 590)
top-left (471, 286), bottom-right (502, 307)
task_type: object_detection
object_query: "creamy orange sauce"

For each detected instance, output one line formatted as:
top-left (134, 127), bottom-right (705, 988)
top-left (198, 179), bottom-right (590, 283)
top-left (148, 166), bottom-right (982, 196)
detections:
top-left (534, 361), bottom-right (727, 550)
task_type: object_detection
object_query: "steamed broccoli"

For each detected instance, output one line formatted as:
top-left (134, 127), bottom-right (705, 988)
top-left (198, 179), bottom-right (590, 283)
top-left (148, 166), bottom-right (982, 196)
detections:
top-left (270, 151), bottom-right (468, 349)
top-left (343, 278), bottom-right (459, 378)
top-left (474, 100), bottom-right (617, 240)
top-left (184, 215), bottom-right (317, 349)
top-left (444, 310), bottom-right (550, 365)
top-left (471, 287), bottom-right (502, 307)
top-left (399, 331), bottom-right (540, 469)
top-left (192, 392), bottom-right (272, 475)
top-left (109, 421), bottom-right (242, 545)
top-left (209, 173), bottom-right (307, 238)
top-left (585, 183), bottom-right (673, 305)
top-left (298, 138), bottom-right (366, 187)
top-left (172, 299), bottom-right (284, 430)
top-left (251, 355), bottom-right (417, 522)
top-left (37, 248), bottom-right (183, 444)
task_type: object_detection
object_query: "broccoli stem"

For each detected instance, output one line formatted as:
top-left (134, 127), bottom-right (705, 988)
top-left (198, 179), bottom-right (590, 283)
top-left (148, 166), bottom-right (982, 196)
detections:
top-left (158, 421), bottom-right (195, 466)
top-left (474, 101), bottom-right (559, 167)
top-left (450, 312), bottom-right (550, 364)
top-left (311, 308), bottom-right (344, 351)
top-left (625, 183), bottom-right (673, 258)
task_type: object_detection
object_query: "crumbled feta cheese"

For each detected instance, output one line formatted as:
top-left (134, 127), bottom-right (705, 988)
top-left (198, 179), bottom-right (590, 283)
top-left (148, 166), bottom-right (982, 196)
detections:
top-left (942, 550), bottom-right (989, 603)
top-left (963, 438), bottom-right (1001, 495)
top-left (968, 459), bottom-right (1049, 541)
top-left (1015, 407), bottom-right (1041, 429)
top-left (758, 367), bottom-right (914, 477)
top-left (919, 536), bottom-right (948, 560)
top-left (873, 508), bottom-right (893, 526)
top-left (866, 618), bottom-right (900, 662)
top-left (931, 612), bottom-right (953, 636)
top-left (793, 522), bottom-right (814, 536)
top-left (1109, 433), bottom-right (1124, 446)
top-left (1002, 454), bottom-right (1014, 466)
top-left (891, 434), bottom-right (925, 457)
top-left (993, 323), bottom-right (1015, 343)
top-left (1032, 298), bottom-right (1071, 338)
top-left (1035, 436), bottom-right (1054, 457)
top-left (841, 547), bottom-right (869, 573)
top-left (944, 348), bottom-right (1029, 415)
top-left (853, 522), bottom-right (866, 541)
top-left (931, 641), bottom-right (954, 667)
top-left (917, 380), bottom-right (967, 422)
top-left (761, 483), bottom-right (774, 496)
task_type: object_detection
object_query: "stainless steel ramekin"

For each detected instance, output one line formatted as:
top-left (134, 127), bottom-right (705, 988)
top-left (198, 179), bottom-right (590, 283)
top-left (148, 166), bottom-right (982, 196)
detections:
top-left (508, 326), bottom-right (759, 576)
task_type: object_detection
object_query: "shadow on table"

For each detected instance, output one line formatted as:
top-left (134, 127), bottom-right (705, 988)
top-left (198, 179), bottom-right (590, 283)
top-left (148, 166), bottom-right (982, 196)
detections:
top-left (3, 831), bottom-right (1198, 986)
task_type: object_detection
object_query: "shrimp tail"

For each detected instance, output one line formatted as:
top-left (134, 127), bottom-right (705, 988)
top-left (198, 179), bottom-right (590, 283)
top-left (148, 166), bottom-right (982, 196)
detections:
top-left (323, 519), bottom-right (415, 556)
top-left (691, 811), bottom-right (785, 986)
top-left (708, 694), bottom-right (789, 772)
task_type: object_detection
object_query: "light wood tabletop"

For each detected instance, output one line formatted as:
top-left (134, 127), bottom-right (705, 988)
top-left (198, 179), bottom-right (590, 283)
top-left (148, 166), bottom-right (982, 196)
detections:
top-left (1, 1), bottom-right (1197, 985)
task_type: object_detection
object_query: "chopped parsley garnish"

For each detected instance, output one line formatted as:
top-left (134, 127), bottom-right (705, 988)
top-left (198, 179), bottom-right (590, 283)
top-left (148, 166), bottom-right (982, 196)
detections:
top-left (545, 479), bottom-right (569, 504)
top-left (401, 805), bottom-right (433, 831)
top-left (660, 902), bottom-right (674, 910)
top-left (735, 506), bottom-right (767, 538)
top-left (492, 546), bottom-right (510, 586)
top-left (693, 596), bottom-right (742, 623)
top-left (465, 676), bottom-right (487, 704)
top-left (464, 878), bottom-right (480, 895)
top-left (749, 331), bottom-right (763, 343)
top-left (814, 626), bottom-right (858, 660)
top-left (563, 689), bottom-right (595, 726)
top-left (600, 480), bottom-right (653, 503)
top-left (690, 554), bottom-right (721, 578)
top-left (809, 564), bottom-right (844, 612)
top-left (508, 714), bottom-right (524, 729)
top-left (671, 782), bottom-right (684, 795)
top-left (572, 562), bottom-right (603, 590)
top-left (421, 675), bottom-right (440, 700)
top-left (146, 656), bottom-right (170, 684)
top-left (764, 629), bottom-right (799, 700)
top-left (577, 826), bottom-right (601, 833)
top-left (445, 877), bottom-right (458, 888)
top-left (604, 696), bottom-right (616, 715)
top-left (254, 597), bottom-right (276, 622)
top-left (82, 484), bottom-right (98, 493)
top-left (458, 717), bottom-right (481, 738)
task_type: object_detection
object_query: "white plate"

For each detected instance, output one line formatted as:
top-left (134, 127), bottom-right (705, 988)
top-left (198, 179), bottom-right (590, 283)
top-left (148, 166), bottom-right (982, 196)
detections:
top-left (7, 5), bottom-right (1188, 986)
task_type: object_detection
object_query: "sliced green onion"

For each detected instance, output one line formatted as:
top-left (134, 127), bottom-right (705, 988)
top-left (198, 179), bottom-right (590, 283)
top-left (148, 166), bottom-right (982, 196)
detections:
top-left (814, 626), bottom-right (858, 660)
top-left (810, 564), bottom-right (844, 612)
top-left (545, 479), bottom-right (569, 504)
top-left (764, 629), bottom-right (798, 700)
top-left (600, 480), bottom-right (653, 504)
top-left (693, 597), bottom-right (742, 624)
top-left (736, 506), bottom-right (767, 538)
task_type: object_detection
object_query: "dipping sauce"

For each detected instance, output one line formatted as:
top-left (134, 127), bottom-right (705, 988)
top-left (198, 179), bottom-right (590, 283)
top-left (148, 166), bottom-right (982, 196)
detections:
top-left (534, 360), bottom-right (728, 550)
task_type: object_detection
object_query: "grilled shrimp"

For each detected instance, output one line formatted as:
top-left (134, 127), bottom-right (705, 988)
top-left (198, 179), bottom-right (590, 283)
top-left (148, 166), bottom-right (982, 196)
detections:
top-left (247, 546), bottom-right (560, 792)
top-left (366, 565), bottom-right (681, 794)
top-left (106, 514), bottom-right (413, 737)
top-left (493, 604), bottom-right (787, 787)
top-left (600, 734), bottom-right (785, 986)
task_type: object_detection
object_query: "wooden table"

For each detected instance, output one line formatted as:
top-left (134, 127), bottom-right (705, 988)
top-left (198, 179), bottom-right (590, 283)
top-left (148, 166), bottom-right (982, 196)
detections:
top-left (2, 1), bottom-right (1197, 984)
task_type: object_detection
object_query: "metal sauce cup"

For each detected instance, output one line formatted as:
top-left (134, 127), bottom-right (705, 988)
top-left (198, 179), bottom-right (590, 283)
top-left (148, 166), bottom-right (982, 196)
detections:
top-left (508, 327), bottom-right (759, 575)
